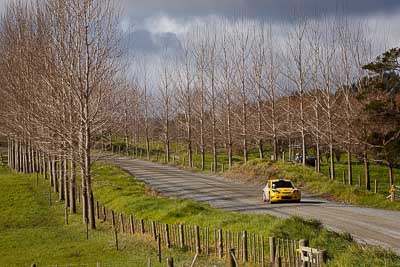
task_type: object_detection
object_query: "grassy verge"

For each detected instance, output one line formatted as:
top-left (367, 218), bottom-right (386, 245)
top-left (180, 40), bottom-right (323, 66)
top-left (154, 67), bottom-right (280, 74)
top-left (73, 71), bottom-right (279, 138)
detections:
top-left (91, 163), bottom-right (400, 266)
top-left (224, 159), bottom-right (400, 211)
top-left (0, 166), bottom-right (220, 266)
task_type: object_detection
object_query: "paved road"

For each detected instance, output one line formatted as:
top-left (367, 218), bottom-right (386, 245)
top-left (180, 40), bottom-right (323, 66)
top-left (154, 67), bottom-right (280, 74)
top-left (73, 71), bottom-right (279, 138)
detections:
top-left (107, 156), bottom-right (400, 254)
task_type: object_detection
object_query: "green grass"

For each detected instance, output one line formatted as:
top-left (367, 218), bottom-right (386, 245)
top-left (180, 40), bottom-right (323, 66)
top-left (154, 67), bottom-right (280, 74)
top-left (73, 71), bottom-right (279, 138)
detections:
top-left (319, 160), bottom-right (399, 195)
top-left (91, 163), bottom-right (400, 266)
top-left (225, 159), bottom-right (400, 211)
top-left (0, 166), bottom-right (221, 266)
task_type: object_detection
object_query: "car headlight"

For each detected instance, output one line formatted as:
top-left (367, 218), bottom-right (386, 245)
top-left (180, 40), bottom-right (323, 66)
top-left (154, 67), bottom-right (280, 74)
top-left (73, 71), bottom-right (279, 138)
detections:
top-left (272, 189), bottom-right (280, 193)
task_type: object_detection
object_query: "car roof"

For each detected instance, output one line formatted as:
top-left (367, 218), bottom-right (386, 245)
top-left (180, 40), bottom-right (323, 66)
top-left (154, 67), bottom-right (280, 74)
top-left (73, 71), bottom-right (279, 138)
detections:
top-left (270, 179), bottom-right (291, 182)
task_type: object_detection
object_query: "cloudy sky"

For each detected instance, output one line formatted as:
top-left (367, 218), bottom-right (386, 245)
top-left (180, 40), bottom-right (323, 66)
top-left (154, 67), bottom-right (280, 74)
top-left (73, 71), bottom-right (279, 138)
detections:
top-left (112, 0), bottom-right (400, 55)
top-left (0, 0), bottom-right (399, 56)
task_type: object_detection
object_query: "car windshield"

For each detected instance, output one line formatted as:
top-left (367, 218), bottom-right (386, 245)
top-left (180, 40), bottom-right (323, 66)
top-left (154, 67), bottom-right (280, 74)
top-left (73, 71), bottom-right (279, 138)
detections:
top-left (272, 180), bottom-right (294, 189)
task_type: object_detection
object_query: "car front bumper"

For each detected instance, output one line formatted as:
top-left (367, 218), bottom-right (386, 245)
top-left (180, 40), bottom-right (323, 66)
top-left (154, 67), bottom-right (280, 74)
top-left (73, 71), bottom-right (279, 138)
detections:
top-left (270, 194), bottom-right (301, 202)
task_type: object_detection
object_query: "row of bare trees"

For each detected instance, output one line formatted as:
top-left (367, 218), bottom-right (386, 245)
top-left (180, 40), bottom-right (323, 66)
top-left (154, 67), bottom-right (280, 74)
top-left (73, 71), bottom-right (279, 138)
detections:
top-left (0, 2), bottom-right (397, 230)
top-left (0, 0), bottom-right (122, 229)
top-left (115, 17), bottom-right (398, 189)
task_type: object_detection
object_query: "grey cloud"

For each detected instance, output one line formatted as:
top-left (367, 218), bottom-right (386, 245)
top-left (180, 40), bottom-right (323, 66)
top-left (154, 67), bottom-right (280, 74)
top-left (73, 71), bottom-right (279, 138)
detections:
top-left (154, 32), bottom-right (182, 52)
top-left (123, 29), bottom-right (182, 54)
top-left (122, 0), bottom-right (400, 21)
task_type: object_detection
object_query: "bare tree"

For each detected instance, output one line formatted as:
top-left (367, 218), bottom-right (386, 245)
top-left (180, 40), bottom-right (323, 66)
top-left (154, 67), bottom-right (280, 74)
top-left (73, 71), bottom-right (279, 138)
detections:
top-left (158, 57), bottom-right (173, 163)
top-left (176, 40), bottom-right (195, 168)
top-left (284, 16), bottom-right (310, 166)
top-left (221, 27), bottom-right (235, 168)
top-left (234, 20), bottom-right (252, 163)
top-left (205, 30), bottom-right (219, 172)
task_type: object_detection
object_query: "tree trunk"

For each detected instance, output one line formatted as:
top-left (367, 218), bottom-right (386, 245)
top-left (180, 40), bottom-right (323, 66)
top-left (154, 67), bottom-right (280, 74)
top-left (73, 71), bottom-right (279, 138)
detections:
top-left (315, 99), bottom-right (321, 173)
top-left (316, 142), bottom-right (321, 173)
top-left (27, 142), bottom-right (31, 173)
top-left (388, 162), bottom-right (394, 187)
top-left (347, 149), bottom-right (352, 185)
top-left (81, 171), bottom-right (88, 223)
top-left (242, 102), bottom-right (248, 163)
top-left (227, 102), bottom-right (233, 169)
top-left (165, 139), bottom-right (170, 163)
top-left (364, 150), bottom-right (370, 191)
top-left (64, 157), bottom-right (69, 208)
top-left (211, 109), bottom-right (217, 172)
top-left (125, 135), bottom-right (129, 156)
top-left (187, 141), bottom-right (193, 168)
top-left (187, 110), bottom-right (193, 168)
top-left (329, 143), bottom-right (335, 180)
top-left (53, 157), bottom-right (58, 193)
top-left (258, 140), bottom-right (264, 160)
top-left (70, 158), bottom-right (77, 214)
top-left (83, 98), bottom-right (95, 229)
top-left (59, 158), bottom-right (64, 201)
top-left (146, 134), bottom-right (150, 161)
top-left (7, 137), bottom-right (11, 168)
top-left (22, 141), bottom-right (27, 173)
top-left (42, 153), bottom-right (47, 179)
top-left (300, 98), bottom-right (306, 166)
top-left (48, 157), bottom-right (53, 187)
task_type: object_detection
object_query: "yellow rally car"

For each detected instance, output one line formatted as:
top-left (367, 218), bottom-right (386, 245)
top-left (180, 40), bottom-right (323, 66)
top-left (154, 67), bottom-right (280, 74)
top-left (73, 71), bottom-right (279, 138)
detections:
top-left (263, 179), bottom-right (301, 203)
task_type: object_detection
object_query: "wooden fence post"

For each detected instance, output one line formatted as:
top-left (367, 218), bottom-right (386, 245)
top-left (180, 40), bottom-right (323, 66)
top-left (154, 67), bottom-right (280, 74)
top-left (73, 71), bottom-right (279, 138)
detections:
top-left (96, 202), bottom-right (100, 220)
top-left (269, 237), bottom-right (275, 266)
top-left (218, 229), bottom-right (223, 259)
top-left (242, 231), bottom-right (248, 263)
top-left (85, 217), bottom-right (89, 240)
top-left (195, 225), bottom-right (201, 254)
top-left (157, 234), bottom-right (162, 263)
top-left (130, 215), bottom-right (134, 234)
top-left (111, 211), bottom-right (115, 228)
top-left (229, 248), bottom-right (236, 267)
top-left (165, 224), bottom-right (171, 248)
top-left (299, 239), bottom-right (309, 267)
top-left (167, 257), bottom-right (174, 267)
top-left (358, 174), bottom-right (361, 187)
top-left (140, 219), bottom-right (145, 234)
top-left (318, 249), bottom-right (327, 265)
top-left (261, 236), bottom-right (265, 267)
top-left (374, 179), bottom-right (377, 194)
top-left (276, 256), bottom-right (282, 267)
top-left (114, 226), bottom-right (119, 251)
top-left (65, 206), bottom-right (69, 225)
top-left (120, 214), bottom-right (125, 233)
top-left (206, 227), bottom-right (210, 255)
top-left (152, 221), bottom-right (157, 240)
top-left (179, 224), bottom-right (185, 248)
top-left (103, 206), bottom-right (107, 222)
